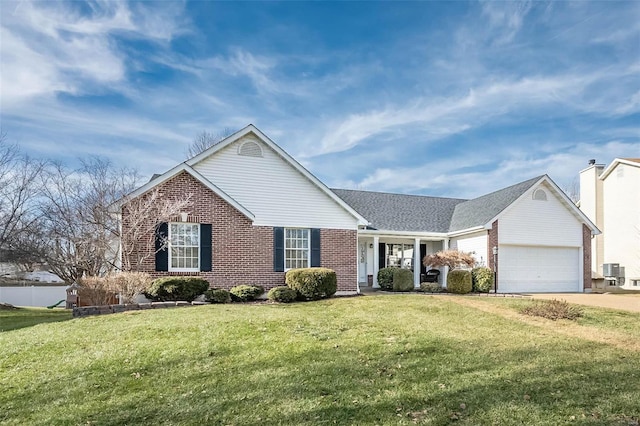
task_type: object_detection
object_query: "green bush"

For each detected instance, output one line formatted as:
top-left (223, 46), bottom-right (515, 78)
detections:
top-left (520, 299), bottom-right (583, 321)
top-left (393, 268), bottom-right (414, 292)
top-left (446, 270), bottom-right (472, 294)
top-left (377, 267), bottom-right (395, 290)
top-left (471, 267), bottom-right (494, 293)
top-left (229, 285), bottom-right (265, 302)
top-left (146, 277), bottom-right (210, 302)
top-left (204, 288), bottom-right (231, 304)
top-left (420, 282), bottom-right (444, 293)
top-left (285, 268), bottom-right (337, 300)
top-left (267, 286), bottom-right (298, 303)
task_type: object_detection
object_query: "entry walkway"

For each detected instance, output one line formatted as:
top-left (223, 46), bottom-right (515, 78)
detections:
top-left (529, 293), bottom-right (640, 313)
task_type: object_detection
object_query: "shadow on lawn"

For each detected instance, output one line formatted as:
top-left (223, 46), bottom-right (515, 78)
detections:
top-left (0, 307), bottom-right (72, 332)
top-left (5, 333), bottom-right (640, 425)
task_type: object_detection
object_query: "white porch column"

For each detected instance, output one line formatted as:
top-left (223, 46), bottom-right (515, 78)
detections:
top-left (443, 238), bottom-right (450, 288)
top-left (373, 236), bottom-right (380, 288)
top-left (414, 238), bottom-right (420, 288)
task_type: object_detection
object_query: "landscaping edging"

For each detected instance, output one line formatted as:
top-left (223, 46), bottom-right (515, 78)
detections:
top-left (72, 301), bottom-right (208, 317)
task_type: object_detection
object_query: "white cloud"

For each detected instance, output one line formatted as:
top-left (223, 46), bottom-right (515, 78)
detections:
top-left (338, 140), bottom-right (640, 199)
top-left (314, 64), bottom-right (640, 157)
top-left (480, 0), bottom-right (533, 44)
top-left (0, 1), bottom-right (187, 106)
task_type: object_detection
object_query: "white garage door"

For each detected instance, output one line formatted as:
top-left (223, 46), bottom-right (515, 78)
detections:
top-left (498, 245), bottom-right (580, 293)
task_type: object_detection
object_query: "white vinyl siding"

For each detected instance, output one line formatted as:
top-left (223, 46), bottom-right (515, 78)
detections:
top-left (499, 245), bottom-right (580, 293)
top-left (451, 231), bottom-right (488, 267)
top-left (499, 182), bottom-right (582, 247)
top-left (285, 228), bottom-right (310, 269)
top-left (602, 163), bottom-right (640, 281)
top-left (193, 136), bottom-right (359, 229)
top-left (169, 223), bottom-right (200, 272)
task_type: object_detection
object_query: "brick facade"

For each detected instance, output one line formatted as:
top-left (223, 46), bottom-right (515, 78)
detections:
top-left (487, 220), bottom-right (498, 291)
top-left (582, 223), bottom-right (592, 289)
top-left (122, 171), bottom-right (358, 292)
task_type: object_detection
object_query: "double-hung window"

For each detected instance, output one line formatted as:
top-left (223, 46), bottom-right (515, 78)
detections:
top-left (169, 223), bottom-right (200, 272)
top-left (285, 228), bottom-right (309, 269)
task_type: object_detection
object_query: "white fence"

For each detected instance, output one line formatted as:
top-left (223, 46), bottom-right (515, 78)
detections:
top-left (0, 286), bottom-right (67, 307)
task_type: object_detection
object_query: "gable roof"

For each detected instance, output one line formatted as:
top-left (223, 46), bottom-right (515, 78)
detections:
top-left (332, 189), bottom-right (465, 233)
top-left (186, 124), bottom-right (368, 225)
top-left (120, 163), bottom-right (255, 221)
top-left (600, 157), bottom-right (640, 180)
top-left (334, 174), bottom-right (599, 236)
top-left (448, 176), bottom-right (543, 232)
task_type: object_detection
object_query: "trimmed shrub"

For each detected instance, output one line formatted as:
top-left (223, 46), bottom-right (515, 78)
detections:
top-left (520, 299), bottom-right (583, 321)
top-left (204, 288), bottom-right (231, 304)
top-left (471, 267), bottom-right (494, 293)
top-left (420, 282), bottom-right (444, 293)
top-left (230, 285), bottom-right (265, 302)
top-left (446, 270), bottom-right (472, 294)
top-left (267, 286), bottom-right (298, 303)
top-left (377, 267), bottom-right (395, 290)
top-left (392, 268), bottom-right (414, 292)
top-left (285, 267), bottom-right (337, 300)
top-left (146, 277), bottom-right (210, 302)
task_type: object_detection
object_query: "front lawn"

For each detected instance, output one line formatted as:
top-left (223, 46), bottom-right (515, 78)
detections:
top-left (1, 296), bottom-right (639, 425)
top-left (0, 307), bottom-right (71, 332)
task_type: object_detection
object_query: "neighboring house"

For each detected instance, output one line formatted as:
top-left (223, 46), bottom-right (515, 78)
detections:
top-left (121, 125), bottom-right (599, 294)
top-left (579, 158), bottom-right (640, 290)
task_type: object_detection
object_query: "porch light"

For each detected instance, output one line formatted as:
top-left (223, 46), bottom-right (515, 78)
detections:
top-left (492, 246), bottom-right (498, 256)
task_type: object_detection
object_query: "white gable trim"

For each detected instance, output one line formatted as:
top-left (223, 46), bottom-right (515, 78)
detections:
top-left (121, 163), bottom-right (255, 221)
top-left (599, 158), bottom-right (640, 180)
top-left (483, 175), bottom-right (600, 235)
top-left (186, 124), bottom-right (369, 226)
top-left (447, 226), bottom-right (486, 238)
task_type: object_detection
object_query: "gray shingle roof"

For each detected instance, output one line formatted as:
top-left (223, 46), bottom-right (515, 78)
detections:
top-left (331, 189), bottom-right (466, 233)
top-left (448, 175), bottom-right (544, 232)
top-left (332, 175), bottom-right (545, 233)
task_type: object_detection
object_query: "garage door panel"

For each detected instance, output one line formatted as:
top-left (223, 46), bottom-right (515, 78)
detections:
top-left (499, 245), bottom-right (579, 293)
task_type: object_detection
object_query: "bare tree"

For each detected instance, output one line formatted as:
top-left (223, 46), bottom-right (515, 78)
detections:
top-left (563, 176), bottom-right (580, 204)
top-left (0, 133), bottom-right (46, 267)
top-left (119, 187), bottom-right (192, 271)
top-left (33, 159), bottom-right (140, 284)
top-left (185, 128), bottom-right (234, 159)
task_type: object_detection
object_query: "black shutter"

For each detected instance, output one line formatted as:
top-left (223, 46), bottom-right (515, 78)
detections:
top-left (273, 227), bottom-right (284, 272)
top-left (310, 228), bottom-right (321, 267)
top-left (378, 243), bottom-right (386, 269)
top-left (420, 244), bottom-right (427, 274)
top-left (200, 224), bottom-right (212, 272)
top-left (155, 222), bottom-right (168, 272)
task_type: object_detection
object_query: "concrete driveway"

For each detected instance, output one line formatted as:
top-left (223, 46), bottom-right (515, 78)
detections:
top-left (529, 293), bottom-right (640, 313)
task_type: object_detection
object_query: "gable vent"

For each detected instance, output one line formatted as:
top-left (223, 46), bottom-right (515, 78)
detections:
top-left (238, 140), bottom-right (263, 158)
top-left (533, 189), bottom-right (547, 201)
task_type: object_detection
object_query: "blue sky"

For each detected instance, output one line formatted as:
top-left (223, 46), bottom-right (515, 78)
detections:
top-left (1, 1), bottom-right (638, 199)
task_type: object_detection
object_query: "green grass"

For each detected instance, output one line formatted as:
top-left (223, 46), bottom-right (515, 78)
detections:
top-left (0, 307), bottom-right (72, 332)
top-left (1, 296), bottom-right (639, 425)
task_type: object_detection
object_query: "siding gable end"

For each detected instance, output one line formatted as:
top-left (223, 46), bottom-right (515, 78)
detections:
top-left (192, 133), bottom-right (361, 229)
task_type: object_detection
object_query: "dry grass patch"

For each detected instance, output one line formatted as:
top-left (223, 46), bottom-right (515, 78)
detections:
top-left (520, 299), bottom-right (583, 320)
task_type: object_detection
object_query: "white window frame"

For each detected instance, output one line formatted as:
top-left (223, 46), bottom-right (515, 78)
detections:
top-left (284, 228), bottom-right (310, 270)
top-left (168, 222), bottom-right (200, 272)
